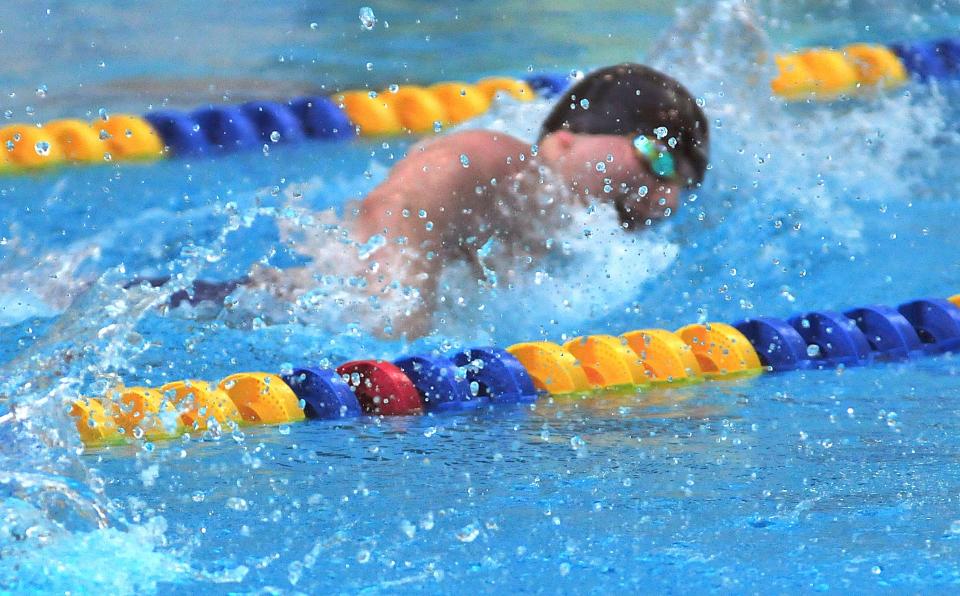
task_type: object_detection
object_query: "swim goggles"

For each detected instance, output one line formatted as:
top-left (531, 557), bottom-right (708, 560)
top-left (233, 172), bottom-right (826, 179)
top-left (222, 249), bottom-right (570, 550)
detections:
top-left (632, 134), bottom-right (678, 182)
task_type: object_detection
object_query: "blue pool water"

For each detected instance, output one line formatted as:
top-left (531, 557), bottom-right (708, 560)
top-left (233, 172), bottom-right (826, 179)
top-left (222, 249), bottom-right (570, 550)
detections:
top-left (4, 0), bottom-right (960, 592)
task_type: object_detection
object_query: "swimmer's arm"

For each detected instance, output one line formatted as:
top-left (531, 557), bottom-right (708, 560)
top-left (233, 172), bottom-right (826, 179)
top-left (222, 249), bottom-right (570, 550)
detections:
top-left (351, 131), bottom-right (532, 338)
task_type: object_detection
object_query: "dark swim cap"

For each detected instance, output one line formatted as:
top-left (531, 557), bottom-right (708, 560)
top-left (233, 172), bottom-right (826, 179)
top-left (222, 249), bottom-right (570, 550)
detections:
top-left (540, 63), bottom-right (709, 187)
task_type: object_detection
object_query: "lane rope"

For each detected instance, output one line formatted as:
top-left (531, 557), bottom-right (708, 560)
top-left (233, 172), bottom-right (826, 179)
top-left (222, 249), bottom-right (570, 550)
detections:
top-left (70, 293), bottom-right (960, 447)
top-left (5, 37), bottom-right (957, 174)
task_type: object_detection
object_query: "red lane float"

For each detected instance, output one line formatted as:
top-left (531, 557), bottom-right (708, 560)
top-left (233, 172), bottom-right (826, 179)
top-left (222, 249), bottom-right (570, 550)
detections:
top-left (336, 360), bottom-right (424, 415)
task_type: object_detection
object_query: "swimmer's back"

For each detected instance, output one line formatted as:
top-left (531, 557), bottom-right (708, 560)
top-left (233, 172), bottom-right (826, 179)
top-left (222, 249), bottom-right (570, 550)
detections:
top-left (355, 129), bottom-right (534, 243)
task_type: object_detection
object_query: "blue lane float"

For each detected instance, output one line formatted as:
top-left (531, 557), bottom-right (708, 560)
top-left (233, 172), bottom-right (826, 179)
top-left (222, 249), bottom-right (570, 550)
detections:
top-left (288, 96), bottom-right (355, 140)
top-left (241, 101), bottom-right (307, 145)
top-left (844, 305), bottom-right (924, 360)
top-left (788, 311), bottom-right (874, 368)
top-left (394, 355), bottom-right (481, 412)
top-left (523, 73), bottom-right (573, 98)
top-left (453, 347), bottom-right (539, 404)
top-left (734, 298), bottom-right (960, 373)
top-left (897, 299), bottom-right (960, 353)
top-left (282, 367), bottom-right (362, 420)
top-left (192, 105), bottom-right (261, 151)
top-left (890, 38), bottom-right (960, 80)
top-left (733, 317), bottom-right (811, 372)
top-left (144, 111), bottom-right (209, 156)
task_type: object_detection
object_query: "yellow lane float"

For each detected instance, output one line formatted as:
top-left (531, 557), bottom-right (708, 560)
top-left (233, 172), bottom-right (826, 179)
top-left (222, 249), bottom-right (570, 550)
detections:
top-left (336, 91), bottom-right (403, 136)
top-left (90, 114), bottom-right (164, 160)
top-left (160, 380), bottom-right (242, 431)
top-left (110, 386), bottom-right (182, 439)
top-left (70, 398), bottom-right (121, 445)
top-left (506, 341), bottom-right (591, 395)
top-left (44, 119), bottom-right (105, 162)
top-left (844, 43), bottom-right (908, 88)
top-left (0, 125), bottom-right (64, 168)
top-left (218, 372), bottom-right (305, 424)
top-left (621, 329), bottom-right (702, 383)
top-left (380, 86), bottom-right (448, 133)
top-left (429, 82), bottom-right (491, 123)
top-left (800, 49), bottom-right (861, 97)
top-left (475, 77), bottom-right (535, 102)
top-left (675, 322), bottom-right (763, 378)
top-left (562, 334), bottom-right (648, 388)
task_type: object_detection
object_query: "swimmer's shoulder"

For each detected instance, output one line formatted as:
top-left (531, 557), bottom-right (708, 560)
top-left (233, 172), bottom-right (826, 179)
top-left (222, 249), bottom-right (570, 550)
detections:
top-left (412, 129), bottom-right (531, 157)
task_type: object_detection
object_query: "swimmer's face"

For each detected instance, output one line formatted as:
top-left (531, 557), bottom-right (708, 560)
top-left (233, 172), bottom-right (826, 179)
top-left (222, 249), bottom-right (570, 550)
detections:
top-left (547, 131), bottom-right (682, 230)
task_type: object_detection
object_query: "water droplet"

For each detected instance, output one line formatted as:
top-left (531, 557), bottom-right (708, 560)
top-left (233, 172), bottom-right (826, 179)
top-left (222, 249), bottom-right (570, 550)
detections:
top-left (357, 548), bottom-right (372, 563)
top-left (269, 130), bottom-right (281, 143)
top-left (34, 141), bottom-right (50, 156)
top-left (226, 497), bottom-right (249, 511)
top-left (35, 84), bottom-right (47, 98)
top-left (359, 6), bottom-right (377, 30)
top-left (579, 98), bottom-right (590, 109)
top-left (309, 22), bottom-right (318, 30)
top-left (400, 519), bottom-right (416, 538)
top-left (595, 162), bottom-right (606, 173)
top-left (388, 83), bottom-right (399, 93)
top-left (570, 435), bottom-right (586, 450)
top-left (459, 154), bottom-right (470, 168)
top-left (456, 523), bottom-right (480, 542)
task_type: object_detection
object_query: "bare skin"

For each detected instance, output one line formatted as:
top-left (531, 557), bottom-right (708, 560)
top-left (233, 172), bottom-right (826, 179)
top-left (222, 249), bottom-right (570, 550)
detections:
top-left (253, 129), bottom-right (683, 338)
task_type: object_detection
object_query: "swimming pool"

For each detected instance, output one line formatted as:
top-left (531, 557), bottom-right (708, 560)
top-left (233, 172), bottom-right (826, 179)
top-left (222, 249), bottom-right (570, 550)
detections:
top-left (4, 0), bottom-right (960, 592)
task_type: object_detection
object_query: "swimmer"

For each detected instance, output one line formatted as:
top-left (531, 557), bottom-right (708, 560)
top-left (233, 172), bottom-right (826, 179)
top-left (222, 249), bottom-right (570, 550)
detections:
top-left (149, 63), bottom-right (709, 339)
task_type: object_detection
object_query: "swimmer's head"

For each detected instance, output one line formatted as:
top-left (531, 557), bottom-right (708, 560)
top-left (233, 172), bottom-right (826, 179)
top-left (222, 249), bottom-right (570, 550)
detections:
top-left (537, 64), bottom-right (709, 229)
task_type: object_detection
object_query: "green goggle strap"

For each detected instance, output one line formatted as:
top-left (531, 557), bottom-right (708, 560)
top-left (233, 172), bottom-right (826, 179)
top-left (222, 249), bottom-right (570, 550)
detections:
top-left (632, 135), bottom-right (677, 180)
